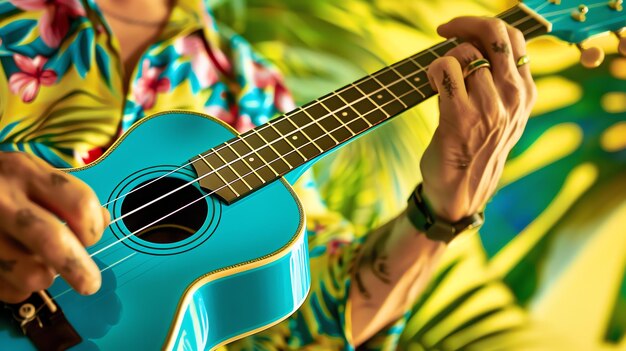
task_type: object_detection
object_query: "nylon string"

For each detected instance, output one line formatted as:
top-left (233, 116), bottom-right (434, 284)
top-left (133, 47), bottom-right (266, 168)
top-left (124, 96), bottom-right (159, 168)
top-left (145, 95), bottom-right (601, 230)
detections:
top-left (52, 13), bottom-right (545, 299)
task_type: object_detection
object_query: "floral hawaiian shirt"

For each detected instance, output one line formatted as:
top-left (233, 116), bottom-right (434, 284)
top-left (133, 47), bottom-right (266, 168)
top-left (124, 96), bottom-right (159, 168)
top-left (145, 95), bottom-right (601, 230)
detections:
top-left (0, 0), bottom-right (407, 350)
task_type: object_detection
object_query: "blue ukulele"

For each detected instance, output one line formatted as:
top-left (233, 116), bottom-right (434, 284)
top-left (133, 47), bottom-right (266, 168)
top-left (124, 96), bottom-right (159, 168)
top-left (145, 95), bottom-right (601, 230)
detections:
top-left (0, 1), bottom-right (624, 349)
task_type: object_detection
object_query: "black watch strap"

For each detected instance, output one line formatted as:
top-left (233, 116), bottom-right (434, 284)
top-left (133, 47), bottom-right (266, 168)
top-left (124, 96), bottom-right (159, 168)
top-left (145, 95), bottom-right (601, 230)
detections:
top-left (406, 184), bottom-right (484, 243)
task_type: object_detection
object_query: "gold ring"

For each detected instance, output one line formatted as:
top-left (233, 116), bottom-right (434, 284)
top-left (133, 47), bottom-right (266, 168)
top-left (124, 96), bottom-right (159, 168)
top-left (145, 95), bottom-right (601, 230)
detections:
top-left (463, 58), bottom-right (491, 79)
top-left (516, 54), bottom-right (530, 67)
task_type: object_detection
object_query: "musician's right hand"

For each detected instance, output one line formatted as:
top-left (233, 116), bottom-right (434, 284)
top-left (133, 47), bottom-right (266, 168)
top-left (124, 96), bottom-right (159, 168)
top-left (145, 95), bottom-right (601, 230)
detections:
top-left (0, 152), bottom-right (109, 303)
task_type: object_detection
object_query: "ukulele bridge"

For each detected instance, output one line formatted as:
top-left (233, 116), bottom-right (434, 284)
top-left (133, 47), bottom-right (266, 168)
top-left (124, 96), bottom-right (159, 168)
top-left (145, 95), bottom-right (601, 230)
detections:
top-left (2, 291), bottom-right (81, 351)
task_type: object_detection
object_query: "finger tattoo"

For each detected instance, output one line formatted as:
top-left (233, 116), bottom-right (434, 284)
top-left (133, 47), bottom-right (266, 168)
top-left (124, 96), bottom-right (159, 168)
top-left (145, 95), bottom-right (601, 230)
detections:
top-left (442, 71), bottom-right (456, 98)
top-left (16, 209), bottom-right (41, 227)
top-left (51, 173), bottom-right (68, 186)
top-left (491, 41), bottom-right (511, 55)
top-left (0, 258), bottom-right (17, 272)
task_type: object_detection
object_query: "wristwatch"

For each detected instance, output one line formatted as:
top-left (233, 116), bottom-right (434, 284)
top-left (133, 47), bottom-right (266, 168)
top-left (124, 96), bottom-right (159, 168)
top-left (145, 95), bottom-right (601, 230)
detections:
top-left (406, 184), bottom-right (484, 243)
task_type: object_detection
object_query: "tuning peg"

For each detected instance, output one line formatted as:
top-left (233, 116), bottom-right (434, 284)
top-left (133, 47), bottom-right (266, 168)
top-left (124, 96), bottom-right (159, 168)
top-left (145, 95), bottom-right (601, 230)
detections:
top-left (577, 44), bottom-right (605, 68)
top-left (615, 30), bottom-right (626, 56)
top-left (571, 5), bottom-right (589, 22)
top-left (609, 0), bottom-right (623, 11)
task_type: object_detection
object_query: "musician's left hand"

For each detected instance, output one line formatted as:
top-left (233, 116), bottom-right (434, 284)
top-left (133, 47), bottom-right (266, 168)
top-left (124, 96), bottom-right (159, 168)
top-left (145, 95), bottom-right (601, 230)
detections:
top-left (351, 16), bottom-right (537, 346)
top-left (421, 17), bottom-right (537, 221)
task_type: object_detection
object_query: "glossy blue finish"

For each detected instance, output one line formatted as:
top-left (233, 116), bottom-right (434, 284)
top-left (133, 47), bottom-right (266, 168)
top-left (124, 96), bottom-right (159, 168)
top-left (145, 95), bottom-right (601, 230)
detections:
top-left (0, 112), bottom-right (311, 350)
top-left (524, 0), bottom-right (626, 43)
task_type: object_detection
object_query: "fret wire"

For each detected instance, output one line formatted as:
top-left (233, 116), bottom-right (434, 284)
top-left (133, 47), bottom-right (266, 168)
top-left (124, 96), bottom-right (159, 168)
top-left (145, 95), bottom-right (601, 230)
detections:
top-left (198, 153), bottom-right (240, 196)
top-left (397, 56), bottom-right (431, 99)
top-left (194, 9), bottom-right (540, 190)
top-left (428, 48), bottom-right (441, 58)
top-left (212, 75), bottom-right (437, 193)
top-left (233, 52), bottom-right (434, 175)
top-left (226, 142), bottom-right (266, 183)
top-left (350, 83), bottom-right (391, 118)
top-left (234, 6), bottom-right (528, 162)
top-left (249, 128), bottom-right (294, 168)
top-left (206, 16), bottom-right (540, 187)
top-left (268, 122), bottom-right (309, 161)
top-left (388, 65), bottom-right (425, 99)
top-left (301, 107), bottom-right (340, 144)
top-left (371, 75), bottom-right (408, 108)
top-left (80, 56), bottom-right (452, 290)
top-left (334, 92), bottom-right (372, 127)
top-left (214, 150), bottom-right (253, 190)
top-left (316, 99), bottom-right (357, 135)
top-left (247, 27), bottom-right (551, 174)
top-left (284, 115), bottom-right (324, 152)
top-left (237, 136), bottom-right (280, 176)
top-left (389, 54), bottom-right (428, 98)
top-left (203, 4), bottom-right (529, 163)
top-left (100, 8), bottom-right (541, 222)
top-left (265, 78), bottom-right (438, 179)
top-left (409, 56), bottom-right (425, 71)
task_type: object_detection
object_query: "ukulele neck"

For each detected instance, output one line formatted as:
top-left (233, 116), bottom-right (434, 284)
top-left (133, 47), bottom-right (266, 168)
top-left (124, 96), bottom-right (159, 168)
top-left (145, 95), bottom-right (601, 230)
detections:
top-left (192, 5), bottom-right (550, 204)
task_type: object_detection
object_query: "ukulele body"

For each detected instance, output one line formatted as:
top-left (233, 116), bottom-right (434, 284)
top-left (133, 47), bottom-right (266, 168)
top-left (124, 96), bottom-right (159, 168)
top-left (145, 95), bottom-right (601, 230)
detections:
top-left (0, 111), bottom-right (311, 350)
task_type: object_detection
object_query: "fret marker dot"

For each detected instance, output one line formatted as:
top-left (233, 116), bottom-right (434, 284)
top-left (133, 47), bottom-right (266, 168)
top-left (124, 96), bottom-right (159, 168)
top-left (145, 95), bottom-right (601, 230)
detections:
top-left (342, 112), bottom-right (348, 116)
top-left (377, 94), bottom-right (383, 99)
top-left (249, 157), bottom-right (255, 162)
top-left (292, 135), bottom-right (298, 140)
top-left (414, 76), bottom-right (421, 82)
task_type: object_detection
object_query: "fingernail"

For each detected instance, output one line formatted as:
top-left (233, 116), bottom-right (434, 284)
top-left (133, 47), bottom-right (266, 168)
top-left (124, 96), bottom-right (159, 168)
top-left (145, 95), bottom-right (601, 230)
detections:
top-left (82, 258), bottom-right (102, 295)
top-left (101, 207), bottom-right (111, 226)
top-left (83, 273), bottom-right (101, 295)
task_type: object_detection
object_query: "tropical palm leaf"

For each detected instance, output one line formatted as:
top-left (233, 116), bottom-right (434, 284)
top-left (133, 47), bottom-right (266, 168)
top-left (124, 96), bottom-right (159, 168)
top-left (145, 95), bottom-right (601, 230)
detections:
top-left (211, 0), bottom-right (507, 230)
top-left (210, 1), bottom-right (626, 349)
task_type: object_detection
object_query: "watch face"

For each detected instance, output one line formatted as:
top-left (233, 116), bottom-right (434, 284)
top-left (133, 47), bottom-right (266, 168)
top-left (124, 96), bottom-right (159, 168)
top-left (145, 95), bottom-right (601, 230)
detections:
top-left (408, 184), bottom-right (484, 242)
top-left (426, 221), bottom-right (457, 243)
top-left (426, 213), bottom-right (485, 243)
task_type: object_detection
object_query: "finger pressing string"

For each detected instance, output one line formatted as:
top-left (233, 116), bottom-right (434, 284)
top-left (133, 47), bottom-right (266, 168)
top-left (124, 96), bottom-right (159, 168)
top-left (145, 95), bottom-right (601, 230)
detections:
top-left (437, 17), bottom-right (519, 85)
top-left (427, 57), bottom-right (468, 103)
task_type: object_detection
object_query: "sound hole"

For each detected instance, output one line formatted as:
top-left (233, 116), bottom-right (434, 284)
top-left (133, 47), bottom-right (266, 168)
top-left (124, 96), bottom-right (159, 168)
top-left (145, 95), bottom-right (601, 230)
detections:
top-left (121, 177), bottom-right (207, 244)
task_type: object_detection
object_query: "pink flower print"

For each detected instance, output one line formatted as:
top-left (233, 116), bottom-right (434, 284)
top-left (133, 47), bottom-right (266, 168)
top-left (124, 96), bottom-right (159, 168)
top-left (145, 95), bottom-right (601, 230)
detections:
top-left (9, 54), bottom-right (57, 103)
top-left (208, 45), bottom-right (231, 75)
top-left (275, 83), bottom-right (296, 112)
top-left (235, 114), bottom-right (257, 133)
top-left (327, 238), bottom-right (352, 256)
top-left (252, 62), bottom-right (274, 89)
top-left (205, 104), bottom-right (235, 125)
top-left (199, 10), bottom-right (232, 74)
top-left (252, 62), bottom-right (295, 112)
top-left (133, 60), bottom-right (171, 110)
top-left (9, 0), bottom-right (86, 48)
top-left (174, 35), bottom-right (218, 88)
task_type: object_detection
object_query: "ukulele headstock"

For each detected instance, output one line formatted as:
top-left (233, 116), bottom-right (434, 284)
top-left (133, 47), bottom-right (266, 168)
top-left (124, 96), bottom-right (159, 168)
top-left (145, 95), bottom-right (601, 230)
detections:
top-left (522, 0), bottom-right (626, 67)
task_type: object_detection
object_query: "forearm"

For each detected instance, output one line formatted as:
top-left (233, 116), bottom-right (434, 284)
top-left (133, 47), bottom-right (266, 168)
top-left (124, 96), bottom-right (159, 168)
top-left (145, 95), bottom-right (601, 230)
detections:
top-left (348, 14), bottom-right (535, 349)
top-left (349, 210), bottom-right (446, 347)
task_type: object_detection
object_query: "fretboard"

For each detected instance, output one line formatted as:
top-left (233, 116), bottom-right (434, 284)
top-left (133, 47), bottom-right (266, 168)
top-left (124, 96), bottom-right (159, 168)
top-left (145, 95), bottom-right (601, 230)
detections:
top-left (193, 4), bottom-right (549, 204)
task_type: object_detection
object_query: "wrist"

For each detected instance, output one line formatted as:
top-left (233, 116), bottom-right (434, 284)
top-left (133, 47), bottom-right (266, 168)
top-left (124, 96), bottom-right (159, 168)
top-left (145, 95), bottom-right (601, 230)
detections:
top-left (421, 180), bottom-right (477, 222)
top-left (406, 183), bottom-right (484, 243)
